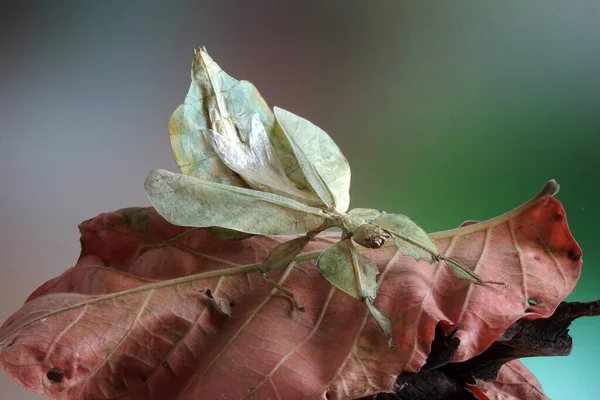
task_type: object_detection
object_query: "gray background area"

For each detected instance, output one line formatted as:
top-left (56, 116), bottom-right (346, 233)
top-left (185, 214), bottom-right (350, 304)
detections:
top-left (1, 1), bottom-right (599, 398)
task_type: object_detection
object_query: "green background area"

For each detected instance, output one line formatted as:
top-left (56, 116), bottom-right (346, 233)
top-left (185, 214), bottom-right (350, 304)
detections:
top-left (1, 1), bottom-right (598, 398)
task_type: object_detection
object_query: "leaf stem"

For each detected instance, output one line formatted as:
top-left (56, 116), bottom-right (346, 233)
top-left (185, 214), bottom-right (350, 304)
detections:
top-left (429, 180), bottom-right (558, 240)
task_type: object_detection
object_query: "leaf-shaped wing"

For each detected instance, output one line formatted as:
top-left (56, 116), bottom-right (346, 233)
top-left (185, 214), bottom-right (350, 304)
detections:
top-left (169, 49), bottom-right (256, 185)
top-left (348, 208), bottom-right (384, 222)
top-left (169, 49), bottom-right (321, 203)
top-left (170, 103), bottom-right (246, 185)
top-left (343, 208), bottom-right (384, 232)
top-left (373, 213), bottom-right (439, 263)
top-left (206, 114), bottom-right (323, 206)
top-left (274, 106), bottom-right (351, 212)
top-left (145, 168), bottom-right (328, 235)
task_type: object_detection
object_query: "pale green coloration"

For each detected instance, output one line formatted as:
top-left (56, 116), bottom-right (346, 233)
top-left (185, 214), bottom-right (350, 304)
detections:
top-left (169, 103), bottom-right (246, 186)
top-left (345, 240), bottom-right (393, 347)
top-left (343, 208), bottom-right (384, 232)
top-left (365, 298), bottom-right (394, 348)
top-left (274, 107), bottom-right (351, 212)
top-left (444, 256), bottom-right (486, 283)
top-left (347, 208), bottom-right (384, 222)
top-left (373, 213), bottom-right (439, 263)
top-left (316, 239), bottom-right (378, 300)
top-left (370, 213), bottom-right (492, 284)
top-left (206, 114), bottom-right (323, 206)
top-left (317, 239), bottom-right (394, 347)
top-left (261, 236), bottom-right (312, 273)
top-left (168, 48), bottom-right (261, 186)
top-left (145, 169), bottom-right (330, 235)
top-left (148, 49), bottom-right (495, 347)
top-left (207, 227), bottom-right (254, 241)
top-left (169, 49), bottom-right (321, 202)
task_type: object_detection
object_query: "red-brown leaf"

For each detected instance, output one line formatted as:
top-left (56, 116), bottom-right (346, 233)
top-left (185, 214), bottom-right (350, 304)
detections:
top-left (469, 360), bottom-right (548, 400)
top-left (0, 186), bottom-right (581, 399)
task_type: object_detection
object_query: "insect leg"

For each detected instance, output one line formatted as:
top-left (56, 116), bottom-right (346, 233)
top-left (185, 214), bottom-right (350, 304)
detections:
top-left (139, 227), bottom-right (202, 253)
top-left (442, 256), bottom-right (509, 287)
top-left (260, 270), bottom-right (305, 312)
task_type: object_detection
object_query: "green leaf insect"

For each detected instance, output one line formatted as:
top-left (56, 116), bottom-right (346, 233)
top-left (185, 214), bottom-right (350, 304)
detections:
top-left (145, 48), bottom-right (506, 346)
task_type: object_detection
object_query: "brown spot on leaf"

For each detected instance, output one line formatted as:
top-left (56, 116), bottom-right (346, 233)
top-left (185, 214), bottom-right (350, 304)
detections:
top-left (568, 249), bottom-right (581, 261)
top-left (552, 213), bottom-right (563, 222)
top-left (46, 368), bottom-right (64, 383)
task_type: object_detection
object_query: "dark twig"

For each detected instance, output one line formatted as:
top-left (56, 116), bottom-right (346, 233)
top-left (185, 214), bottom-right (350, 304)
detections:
top-left (366, 300), bottom-right (600, 400)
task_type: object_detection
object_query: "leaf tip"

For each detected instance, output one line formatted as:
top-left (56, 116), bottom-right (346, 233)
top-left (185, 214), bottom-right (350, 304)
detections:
top-left (542, 179), bottom-right (560, 197)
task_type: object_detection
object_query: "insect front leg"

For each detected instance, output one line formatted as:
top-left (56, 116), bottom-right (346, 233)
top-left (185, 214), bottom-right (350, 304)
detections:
top-left (258, 235), bottom-right (313, 312)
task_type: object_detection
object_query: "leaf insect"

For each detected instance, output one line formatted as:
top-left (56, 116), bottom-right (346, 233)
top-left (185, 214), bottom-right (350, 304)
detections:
top-left (145, 48), bottom-right (505, 348)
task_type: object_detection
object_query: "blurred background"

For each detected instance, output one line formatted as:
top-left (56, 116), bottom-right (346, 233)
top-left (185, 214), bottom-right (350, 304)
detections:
top-left (1, 1), bottom-right (598, 398)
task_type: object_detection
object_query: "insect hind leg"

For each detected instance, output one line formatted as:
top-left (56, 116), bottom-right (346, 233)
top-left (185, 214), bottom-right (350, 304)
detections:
top-left (260, 270), bottom-right (305, 312)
